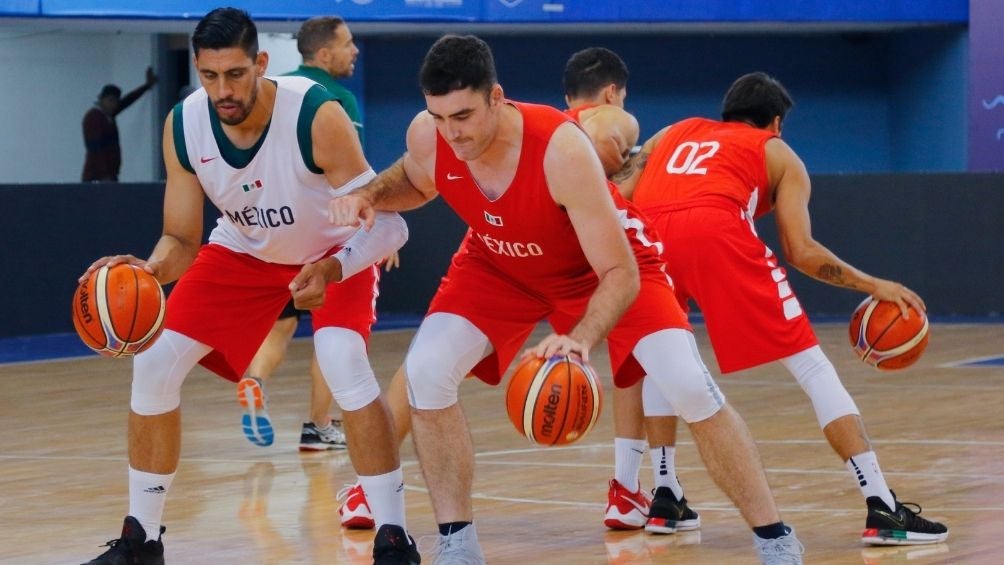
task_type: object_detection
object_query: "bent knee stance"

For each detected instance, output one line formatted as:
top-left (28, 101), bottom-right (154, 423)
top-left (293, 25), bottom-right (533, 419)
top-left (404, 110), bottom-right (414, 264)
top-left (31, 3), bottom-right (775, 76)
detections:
top-left (314, 327), bottom-right (380, 412)
top-left (782, 345), bottom-right (859, 428)
top-left (131, 330), bottom-right (210, 415)
top-left (634, 329), bottom-right (725, 423)
top-left (405, 313), bottom-right (491, 410)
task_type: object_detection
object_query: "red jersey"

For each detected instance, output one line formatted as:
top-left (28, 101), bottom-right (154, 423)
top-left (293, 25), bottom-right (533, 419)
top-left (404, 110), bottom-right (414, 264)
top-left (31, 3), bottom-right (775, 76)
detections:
top-left (632, 118), bottom-right (776, 220)
top-left (435, 101), bottom-right (663, 299)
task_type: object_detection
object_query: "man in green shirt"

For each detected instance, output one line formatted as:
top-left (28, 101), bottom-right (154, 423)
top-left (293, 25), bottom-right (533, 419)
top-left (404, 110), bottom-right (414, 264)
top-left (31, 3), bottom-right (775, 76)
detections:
top-left (285, 16), bottom-right (364, 143)
top-left (236, 16), bottom-right (370, 458)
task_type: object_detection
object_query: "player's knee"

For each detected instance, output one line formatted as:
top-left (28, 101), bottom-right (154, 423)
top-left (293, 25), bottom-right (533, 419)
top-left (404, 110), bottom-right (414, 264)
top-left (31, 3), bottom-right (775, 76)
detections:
top-left (642, 376), bottom-right (677, 417)
top-left (130, 330), bottom-right (203, 415)
top-left (783, 346), bottom-right (859, 427)
top-left (314, 327), bottom-right (380, 412)
top-left (635, 329), bottom-right (726, 423)
top-left (404, 348), bottom-right (462, 410)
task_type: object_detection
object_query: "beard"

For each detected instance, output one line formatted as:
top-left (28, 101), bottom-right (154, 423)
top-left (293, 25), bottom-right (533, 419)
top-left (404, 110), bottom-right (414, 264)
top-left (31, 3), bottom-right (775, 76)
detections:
top-left (215, 86), bottom-right (258, 126)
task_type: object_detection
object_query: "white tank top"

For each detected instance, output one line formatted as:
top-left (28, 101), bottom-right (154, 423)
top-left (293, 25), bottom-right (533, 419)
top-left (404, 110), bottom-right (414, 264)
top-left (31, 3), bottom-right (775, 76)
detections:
top-left (176, 76), bottom-right (361, 265)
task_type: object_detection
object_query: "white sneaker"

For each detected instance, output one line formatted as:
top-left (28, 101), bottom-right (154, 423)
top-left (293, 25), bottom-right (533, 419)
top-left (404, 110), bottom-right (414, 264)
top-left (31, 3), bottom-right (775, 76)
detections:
top-left (432, 524), bottom-right (486, 565)
top-left (299, 420), bottom-right (347, 451)
top-left (753, 528), bottom-right (804, 565)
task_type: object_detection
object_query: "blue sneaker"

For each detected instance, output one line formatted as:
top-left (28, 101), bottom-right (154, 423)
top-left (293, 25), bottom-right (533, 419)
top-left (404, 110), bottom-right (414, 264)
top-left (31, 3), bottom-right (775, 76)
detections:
top-left (238, 377), bottom-right (273, 446)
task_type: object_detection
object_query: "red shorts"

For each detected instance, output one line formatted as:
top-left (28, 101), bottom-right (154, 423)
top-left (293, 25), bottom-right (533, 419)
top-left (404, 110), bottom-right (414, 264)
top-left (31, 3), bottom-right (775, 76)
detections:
top-left (647, 202), bottom-right (817, 373)
top-left (427, 254), bottom-right (689, 388)
top-left (164, 244), bottom-right (378, 382)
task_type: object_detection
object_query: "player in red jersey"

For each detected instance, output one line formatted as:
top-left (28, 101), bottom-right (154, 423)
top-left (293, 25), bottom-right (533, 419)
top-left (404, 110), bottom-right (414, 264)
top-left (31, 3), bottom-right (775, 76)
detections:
top-left (617, 71), bottom-right (948, 547)
top-left (330, 36), bottom-right (803, 564)
top-left (563, 46), bottom-right (702, 536)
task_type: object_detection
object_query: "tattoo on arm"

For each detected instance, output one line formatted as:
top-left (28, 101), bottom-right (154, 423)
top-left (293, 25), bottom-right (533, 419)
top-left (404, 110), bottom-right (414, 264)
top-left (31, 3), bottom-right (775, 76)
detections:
top-left (817, 263), bottom-right (859, 289)
top-left (612, 152), bottom-right (648, 184)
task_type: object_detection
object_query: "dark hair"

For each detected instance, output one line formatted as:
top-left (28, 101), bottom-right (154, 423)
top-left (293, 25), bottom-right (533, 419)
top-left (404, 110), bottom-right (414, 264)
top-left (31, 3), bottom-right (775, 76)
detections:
top-left (419, 35), bottom-right (497, 96)
top-left (99, 84), bottom-right (121, 99)
top-left (295, 16), bottom-right (345, 61)
top-left (192, 7), bottom-right (258, 59)
top-left (721, 72), bottom-right (794, 128)
top-left (562, 47), bottom-right (629, 99)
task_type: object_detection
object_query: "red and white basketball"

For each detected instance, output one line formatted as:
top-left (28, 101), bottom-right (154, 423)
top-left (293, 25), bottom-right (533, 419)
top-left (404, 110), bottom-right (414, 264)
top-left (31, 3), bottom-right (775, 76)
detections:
top-left (72, 264), bottom-right (166, 358)
top-left (849, 297), bottom-right (929, 370)
top-left (505, 354), bottom-right (603, 446)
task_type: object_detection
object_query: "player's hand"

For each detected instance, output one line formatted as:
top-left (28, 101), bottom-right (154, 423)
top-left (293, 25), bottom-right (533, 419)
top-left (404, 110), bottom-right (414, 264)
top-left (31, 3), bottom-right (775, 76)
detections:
top-left (380, 251), bottom-right (401, 272)
top-left (870, 279), bottom-right (926, 319)
top-left (329, 194), bottom-right (376, 231)
top-left (523, 333), bottom-right (590, 363)
top-left (79, 255), bottom-right (155, 283)
top-left (289, 260), bottom-right (335, 310)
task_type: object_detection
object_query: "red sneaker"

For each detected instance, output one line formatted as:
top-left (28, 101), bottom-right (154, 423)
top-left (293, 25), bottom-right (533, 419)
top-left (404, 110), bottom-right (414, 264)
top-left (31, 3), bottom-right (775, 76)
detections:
top-left (604, 479), bottom-right (651, 530)
top-left (337, 483), bottom-right (376, 530)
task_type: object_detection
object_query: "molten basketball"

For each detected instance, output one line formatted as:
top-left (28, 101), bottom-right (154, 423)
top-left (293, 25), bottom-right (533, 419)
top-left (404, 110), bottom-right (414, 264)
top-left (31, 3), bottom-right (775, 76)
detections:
top-left (505, 354), bottom-right (603, 446)
top-left (72, 264), bottom-right (166, 358)
top-left (849, 297), bottom-right (929, 370)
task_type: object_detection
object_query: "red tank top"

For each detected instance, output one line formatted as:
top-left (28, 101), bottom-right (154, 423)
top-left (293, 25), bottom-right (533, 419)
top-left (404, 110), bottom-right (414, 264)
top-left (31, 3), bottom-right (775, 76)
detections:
top-left (632, 117), bottom-right (776, 220)
top-left (434, 101), bottom-right (664, 298)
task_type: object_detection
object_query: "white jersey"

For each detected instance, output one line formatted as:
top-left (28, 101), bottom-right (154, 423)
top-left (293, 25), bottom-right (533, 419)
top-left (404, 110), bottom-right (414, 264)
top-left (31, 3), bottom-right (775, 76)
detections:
top-left (175, 76), bottom-right (364, 265)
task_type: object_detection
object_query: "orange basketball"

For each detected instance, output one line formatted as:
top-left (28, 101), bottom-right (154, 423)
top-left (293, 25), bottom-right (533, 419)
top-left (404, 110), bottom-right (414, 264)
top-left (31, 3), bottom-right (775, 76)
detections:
top-left (848, 297), bottom-right (929, 370)
top-left (505, 354), bottom-right (603, 446)
top-left (72, 264), bottom-right (166, 358)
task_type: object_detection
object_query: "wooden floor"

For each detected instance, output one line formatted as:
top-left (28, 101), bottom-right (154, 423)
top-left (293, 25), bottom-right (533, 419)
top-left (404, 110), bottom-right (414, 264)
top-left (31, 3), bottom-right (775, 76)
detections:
top-left (1, 322), bottom-right (1002, 564)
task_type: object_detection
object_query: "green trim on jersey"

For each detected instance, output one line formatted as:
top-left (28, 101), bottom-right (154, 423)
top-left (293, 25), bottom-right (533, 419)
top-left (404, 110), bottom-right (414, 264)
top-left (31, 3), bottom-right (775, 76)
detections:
top-left (284, 64), bottom-right (364, 144)
top-left (297, 84), bottom-right (333, 175)
top-left (172, 101), bottom-right (193, 174)
top-left (209, 85), bottom-right (272, 169)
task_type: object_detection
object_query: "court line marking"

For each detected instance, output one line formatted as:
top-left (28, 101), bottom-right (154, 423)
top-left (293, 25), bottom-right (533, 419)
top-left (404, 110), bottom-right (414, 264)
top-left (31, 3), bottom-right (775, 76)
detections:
top-left (938, 353), bottom-right (1004, 368)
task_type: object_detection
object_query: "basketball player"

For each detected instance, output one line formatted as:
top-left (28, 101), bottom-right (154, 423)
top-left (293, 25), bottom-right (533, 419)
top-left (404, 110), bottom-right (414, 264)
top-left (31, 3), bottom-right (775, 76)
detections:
top-left (78, 8), bottom-right (418, 564)
top-left (329, 35), bottom-right (803, 564)
top-left (561, 46), bottom-right (700, 535)
top-left (616, 71), bottom-right (948, 546)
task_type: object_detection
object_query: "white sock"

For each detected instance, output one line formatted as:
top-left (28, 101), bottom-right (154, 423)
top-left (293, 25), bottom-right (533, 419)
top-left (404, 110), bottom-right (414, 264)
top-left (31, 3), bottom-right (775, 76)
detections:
top-left (128, 467), bottom-right (175, 542)
top-left (650, 446), bottom-right (684, 500)
top-left (846, 451), bottom-right (895, 510)
top-left (614, 438), bottom-right (647, 490)
top-left (358, 468), bottom-right (406, 530)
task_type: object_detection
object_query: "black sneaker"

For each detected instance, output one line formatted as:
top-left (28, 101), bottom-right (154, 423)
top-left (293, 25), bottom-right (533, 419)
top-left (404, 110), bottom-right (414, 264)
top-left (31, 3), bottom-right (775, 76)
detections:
top-left (645, 486), bottom-right (701, 534)
top-left (299, 420), bottom-right (348, 452)
top-left (83, 516), bottom-right (165, 565)
top-left (862, 492), bottom-right (948, 545)
top-left (373, 523), bottom-right (421, 564)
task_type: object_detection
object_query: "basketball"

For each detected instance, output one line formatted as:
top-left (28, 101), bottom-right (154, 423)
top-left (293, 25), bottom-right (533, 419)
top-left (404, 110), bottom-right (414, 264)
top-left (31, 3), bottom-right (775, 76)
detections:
top-left (72, 264), bottom-right (166, 358)
top-left (849, 297), bottom-right (929, 370)
top-left (505, 354), bottom-right (603, 446)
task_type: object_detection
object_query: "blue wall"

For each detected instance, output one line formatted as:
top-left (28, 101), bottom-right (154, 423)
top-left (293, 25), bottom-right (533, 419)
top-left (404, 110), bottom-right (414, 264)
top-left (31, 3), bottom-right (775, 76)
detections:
top-left (360, 28), bottom-right (968, 174)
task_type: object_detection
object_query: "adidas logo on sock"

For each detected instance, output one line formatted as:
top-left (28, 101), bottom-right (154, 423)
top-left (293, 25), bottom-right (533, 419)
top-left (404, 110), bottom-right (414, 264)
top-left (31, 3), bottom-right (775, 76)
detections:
top-left (144, 486), bottom-right (166, 494)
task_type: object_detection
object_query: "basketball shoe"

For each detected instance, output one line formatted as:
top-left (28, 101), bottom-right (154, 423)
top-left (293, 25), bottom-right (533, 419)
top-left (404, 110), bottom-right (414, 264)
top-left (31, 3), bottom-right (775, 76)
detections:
top-left (238, 376), bottom-right (274, 447)
top-left (299, 420), bottom-right (348, 451)
top-left (373, 524), bottom-right (421, 565)
top-left (83, 516), bottom-right (165, 565)
top-left (337, 483), bottom-right (376, 529)
top-left (431, 524), bottom-right (486, 564)
top-left (645, 486), bottom-right (701, 534)
top-left (753, 528), bottom-right (804, 565)
top-left (604, 479), bottom-right (651, 530)
top-left (861, 492), bottom-right (948, 545)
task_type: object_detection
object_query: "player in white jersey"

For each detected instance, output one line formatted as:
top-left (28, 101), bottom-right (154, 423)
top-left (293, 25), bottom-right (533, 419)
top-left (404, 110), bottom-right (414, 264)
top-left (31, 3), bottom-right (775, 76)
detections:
top-left (78, 9), bottom-right (419, 565)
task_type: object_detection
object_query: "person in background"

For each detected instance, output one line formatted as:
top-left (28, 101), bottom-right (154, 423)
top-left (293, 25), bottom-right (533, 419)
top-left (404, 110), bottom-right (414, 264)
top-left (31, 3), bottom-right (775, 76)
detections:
top-left (561, 46), bottom-right (700, 536)
top-left (82, 67), bottom-right (158, 182)
top-left (237, 15), bottom-right (392, 454)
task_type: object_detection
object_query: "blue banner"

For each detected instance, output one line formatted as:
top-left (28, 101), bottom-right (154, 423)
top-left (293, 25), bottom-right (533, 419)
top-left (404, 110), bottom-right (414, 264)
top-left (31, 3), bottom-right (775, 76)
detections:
top-left (36, 0), bottom-right (965, 23)
top-left (0, 0), bottom-right (38, 15)
top-left (40, 0), bottom-right (480, 21)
